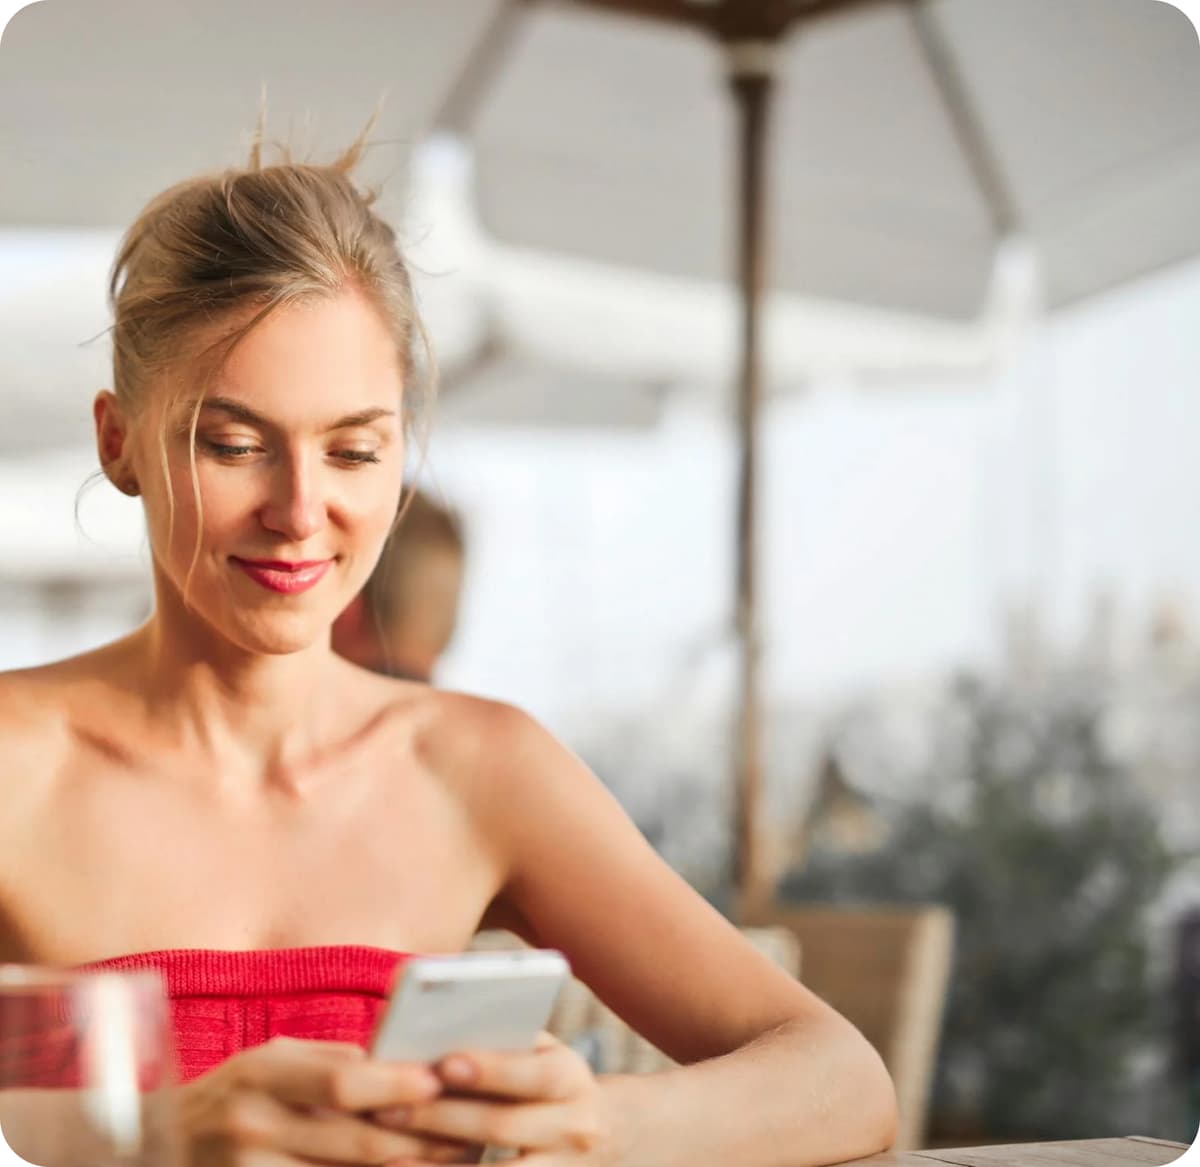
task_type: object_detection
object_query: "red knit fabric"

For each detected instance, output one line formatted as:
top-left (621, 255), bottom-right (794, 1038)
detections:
top-left (62, 945), bottom-right (413, 1084)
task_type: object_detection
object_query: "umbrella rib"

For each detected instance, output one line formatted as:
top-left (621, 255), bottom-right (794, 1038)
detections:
top-left (433, 0), bottom-right (529, 134)
top-left (905, 0), bottom-right (1022, 241)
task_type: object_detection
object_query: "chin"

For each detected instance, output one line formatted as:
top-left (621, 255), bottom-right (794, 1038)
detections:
top-left (218, 609), bottom-right (334, 657)
top-left (192, 566), bottom-right (349, 654)
top-left (246, 631), bottom-right (324, 657)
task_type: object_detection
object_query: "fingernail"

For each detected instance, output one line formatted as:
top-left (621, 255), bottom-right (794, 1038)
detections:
top-left (374, 1105), bottom-right (410, 1126)
top-left (440, 1055), bottom-right (477, 1084)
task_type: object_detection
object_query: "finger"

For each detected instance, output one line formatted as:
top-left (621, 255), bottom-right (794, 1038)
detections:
top-left (217, 1089), bottom-right (465, 1165)
top-left (227, 1150), bottom-right (309, 1167)
top-left (367, 1155), bottom-right (480, 1167)
top-left (284, 1040), bottom-right (369, 1056)
top-left (368, 1141), bottom-right (479, 1165)
top-left (377, 1145), bottom-right (483, 1166)
top-left (330, 1108), bottom-right (481, 1164)
top-left (434, 1042), bottom-right (589, 1103)
top-left (342, 1108), bottom-right (480, 1165)
top-left (235, 1038), bottom-right (443, 1112)
top-left (237, 1151), bottom-right (352, 1167)
top-left (493, 1156), bottom-right (567, 1167)
top-left (400, 1097), bottom-right (601, 1153)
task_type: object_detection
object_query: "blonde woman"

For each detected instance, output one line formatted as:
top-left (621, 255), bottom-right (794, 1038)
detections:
top-left (0, 125), bottom-right (896, 1167)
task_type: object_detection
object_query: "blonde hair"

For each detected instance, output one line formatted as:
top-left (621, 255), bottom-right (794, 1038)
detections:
top-left (106, 107), bottom-right (434, 589)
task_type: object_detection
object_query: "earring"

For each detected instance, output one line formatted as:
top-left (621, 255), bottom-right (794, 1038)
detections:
top-left (120, 478), bottom-right (140, 497)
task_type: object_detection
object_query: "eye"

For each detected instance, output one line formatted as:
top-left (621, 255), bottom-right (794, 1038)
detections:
top-left (204, 440), bottom-right (260, 459)
top-left (198, 438), bottom-right (381, 466)
top-left (332, 449), bottom-right (382, 466)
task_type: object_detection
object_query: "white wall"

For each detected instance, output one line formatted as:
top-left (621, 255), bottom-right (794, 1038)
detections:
top-left (434, 258), bottom-right (1200, 725)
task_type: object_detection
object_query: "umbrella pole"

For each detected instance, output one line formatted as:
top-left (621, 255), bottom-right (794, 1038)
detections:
top-left (726, 42), bottom-right (776, 923)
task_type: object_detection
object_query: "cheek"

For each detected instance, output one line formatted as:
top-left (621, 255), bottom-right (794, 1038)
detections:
top-left (367, 489), bottom-right (403, 531)
top-left (345, 466), bottom-right (405, 531)
top-left (353, 503), bottom-right (403, 569)
top-left (137, 460), bottom-right (195, 552)
top-left (192, 466), bottom-right (257, 531)
top-left (141, 457), bottom-right (254, 558)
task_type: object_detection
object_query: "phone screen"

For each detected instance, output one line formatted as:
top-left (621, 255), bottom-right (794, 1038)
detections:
top-left (370, 950), bottom-right (569, 1064)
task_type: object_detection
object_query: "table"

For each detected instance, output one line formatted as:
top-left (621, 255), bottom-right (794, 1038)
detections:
top-left (850, 1137), bottom-right (1191, 1167)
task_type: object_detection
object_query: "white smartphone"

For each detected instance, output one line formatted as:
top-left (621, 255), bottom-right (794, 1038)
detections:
top-left (370, 949), bottom-right (570, 1064)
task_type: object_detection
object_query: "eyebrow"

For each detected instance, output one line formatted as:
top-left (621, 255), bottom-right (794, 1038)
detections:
top-left (200, 396), bottom-right (397, 432)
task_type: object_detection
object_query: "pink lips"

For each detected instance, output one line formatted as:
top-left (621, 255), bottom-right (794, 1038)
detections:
top-left (231, 557), bottom-right (333, 595)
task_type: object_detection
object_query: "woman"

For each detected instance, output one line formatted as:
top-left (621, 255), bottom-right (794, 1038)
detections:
top-left (0, 123), bottom-right (896, 1167)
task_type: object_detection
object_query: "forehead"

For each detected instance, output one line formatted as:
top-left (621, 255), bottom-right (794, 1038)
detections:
top-left (173, 288), bottom-right (405, 422)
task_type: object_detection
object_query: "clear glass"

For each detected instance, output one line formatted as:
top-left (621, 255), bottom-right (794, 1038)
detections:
top-left (0, 965), bottom-right (182, 1167)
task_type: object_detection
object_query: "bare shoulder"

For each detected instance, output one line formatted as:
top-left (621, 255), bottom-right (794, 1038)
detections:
top-left (408, 690), bottom-right (657, 894)
top-left (0, 662), bottom-right (71, 746)
top-left (0, 659), bottom-right (86, 804)
top-left (395, 688), bottom-right (614, 863)
top-left (402, 687), bottom-right (556, 807)
top-left (429, 695), bottom-right (664, 874)
top-left (0, 634), bottom-right (150, 752)
top-left (412, 690), bottom-right (611, 801)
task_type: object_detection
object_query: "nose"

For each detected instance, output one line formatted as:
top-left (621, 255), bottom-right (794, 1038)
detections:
top-left (258, 451), bottom-right (326, 542)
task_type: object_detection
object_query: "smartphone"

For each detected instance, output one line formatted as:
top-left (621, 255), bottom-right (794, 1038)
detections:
top-left (370, 949), bottom-right (570, 1064)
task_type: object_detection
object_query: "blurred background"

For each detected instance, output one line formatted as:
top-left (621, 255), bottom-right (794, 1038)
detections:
top-left (2, 0), bottom-right (1199, 1149)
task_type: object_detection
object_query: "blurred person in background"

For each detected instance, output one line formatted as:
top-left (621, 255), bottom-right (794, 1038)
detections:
top-left (0, 120), bottom-right (896, 1167)
top-left (331, 485), bottom-right (465, 683)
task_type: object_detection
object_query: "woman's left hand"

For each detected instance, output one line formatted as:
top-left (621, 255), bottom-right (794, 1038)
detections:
top-left (371, 1032), bottom-right (611, 1164)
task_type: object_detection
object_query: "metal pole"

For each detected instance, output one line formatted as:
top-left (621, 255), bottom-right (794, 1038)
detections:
top-left (726, 40), bottom-right (776, 922)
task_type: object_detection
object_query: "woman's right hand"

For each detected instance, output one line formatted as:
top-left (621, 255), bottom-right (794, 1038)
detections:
top-left (174, 1036), bottom-right (473, 1166)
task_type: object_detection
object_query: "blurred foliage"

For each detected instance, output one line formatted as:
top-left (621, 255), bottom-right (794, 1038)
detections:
top-left (781, 674), bottom-right (1183, 1141)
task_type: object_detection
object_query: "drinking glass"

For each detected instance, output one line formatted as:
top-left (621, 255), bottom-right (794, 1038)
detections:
top-left (0, 965), bottom-right (181, 1167)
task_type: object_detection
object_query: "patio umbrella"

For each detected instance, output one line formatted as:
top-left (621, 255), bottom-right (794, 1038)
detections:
top-left (438, 0), bottom-right (1200, 914)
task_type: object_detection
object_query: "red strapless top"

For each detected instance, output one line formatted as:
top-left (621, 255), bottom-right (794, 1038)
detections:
top-left (65, 945), bottom-right (413, 1083)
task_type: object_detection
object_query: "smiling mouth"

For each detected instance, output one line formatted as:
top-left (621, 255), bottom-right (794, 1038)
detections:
top-left (229, 557), bottom-right (334, 595)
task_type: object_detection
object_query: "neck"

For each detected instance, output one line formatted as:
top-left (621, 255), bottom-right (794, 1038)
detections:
top-left (123, 579), bottom-right (352, 788)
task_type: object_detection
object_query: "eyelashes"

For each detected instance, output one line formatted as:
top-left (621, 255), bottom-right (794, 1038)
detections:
top-left (201, 441), bottom-right (381, 466)
top-left (204, 442), bottom-right (257, 459)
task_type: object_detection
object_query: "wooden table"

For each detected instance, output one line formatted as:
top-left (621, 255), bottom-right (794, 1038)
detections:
top-left (850, 1137), bottom-right (1191, 1167)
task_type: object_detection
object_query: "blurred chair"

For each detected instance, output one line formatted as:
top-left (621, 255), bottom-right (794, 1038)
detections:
top-left (1175, 908), bottom-right (1200, 1139)
top-left (748, 904), bottom-right (955, 1150)
top-left (468, 926), bottom-right (801, 1075)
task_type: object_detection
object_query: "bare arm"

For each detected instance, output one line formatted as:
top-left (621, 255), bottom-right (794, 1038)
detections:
top-left (480, 703), bottom-right (897, 1167)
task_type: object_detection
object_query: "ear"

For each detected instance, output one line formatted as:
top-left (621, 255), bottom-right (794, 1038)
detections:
top-left (94, 390), bottom-right (139, 496)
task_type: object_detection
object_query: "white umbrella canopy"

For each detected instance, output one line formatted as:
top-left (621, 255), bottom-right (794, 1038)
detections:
top-left (0, 0), bottom-right (505, 228)
top-left (466, 0), bottom-right (1200, 318)
top-left (10, 0), bottom-right (1194, 318)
